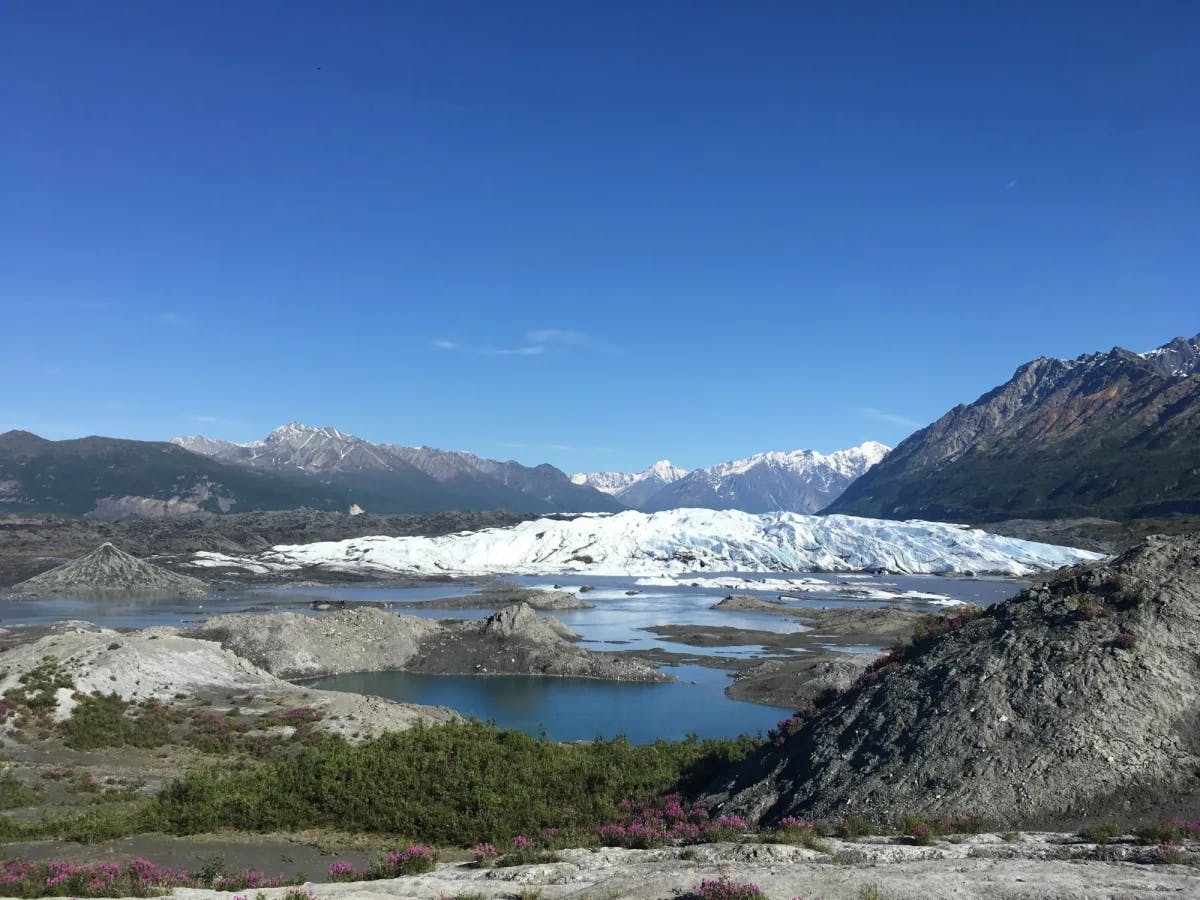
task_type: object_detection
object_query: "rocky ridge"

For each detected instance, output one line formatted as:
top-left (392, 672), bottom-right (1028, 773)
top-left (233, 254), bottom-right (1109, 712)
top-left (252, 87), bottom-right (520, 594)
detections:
top-left (703, 531), bottom-right (1200, 827)
top-left (173, 423), bottom-right (623, 514)
top-left (826, 333), bottom-right (1200, 521)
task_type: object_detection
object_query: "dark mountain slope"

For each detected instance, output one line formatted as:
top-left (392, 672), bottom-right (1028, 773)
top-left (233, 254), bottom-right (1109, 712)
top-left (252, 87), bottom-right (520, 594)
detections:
top-left (824, 334), bottom-right (1200, 522)
top-left (174, 423), bottom-right (624, 514)
top-left (0, 432), bottom-right (350, 517)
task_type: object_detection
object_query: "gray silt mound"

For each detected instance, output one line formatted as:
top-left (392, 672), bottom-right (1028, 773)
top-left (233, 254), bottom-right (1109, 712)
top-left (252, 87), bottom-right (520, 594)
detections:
top-left (704, 532), bottom-right (1200, 827)
top-left (9, 542), bottom-right (207, 597)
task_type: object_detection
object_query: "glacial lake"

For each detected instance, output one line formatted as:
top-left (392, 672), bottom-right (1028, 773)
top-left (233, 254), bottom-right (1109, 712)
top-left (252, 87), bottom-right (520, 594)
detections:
top-left (2, 571), bottom-right (1027, 742)
top-left (304, 664), bottom-right (784, 744)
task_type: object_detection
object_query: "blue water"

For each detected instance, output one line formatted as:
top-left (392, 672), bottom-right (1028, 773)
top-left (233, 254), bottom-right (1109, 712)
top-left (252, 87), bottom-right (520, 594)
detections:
top-left (305, 664), bottom-right (783, 743)
top-left (1, 572), bottom-right (1027, 742)
top-left (0, 583), bottom-right (471, 630)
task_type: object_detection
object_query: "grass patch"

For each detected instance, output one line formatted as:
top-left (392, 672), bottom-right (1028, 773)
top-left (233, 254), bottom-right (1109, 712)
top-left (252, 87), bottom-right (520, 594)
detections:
top-left (1079, 823), bottom-right (1123, 844)
top-left (0, 769), bottom-right (42, 810)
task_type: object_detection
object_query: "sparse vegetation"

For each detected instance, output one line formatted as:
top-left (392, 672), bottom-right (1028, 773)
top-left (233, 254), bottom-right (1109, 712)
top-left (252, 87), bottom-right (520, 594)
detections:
top-left (0, 768), bottom-right (42, 809)
top-left (689, 875), bottom-right (765, 899)
top-left (1079, 823), bottom-right (1123, 844)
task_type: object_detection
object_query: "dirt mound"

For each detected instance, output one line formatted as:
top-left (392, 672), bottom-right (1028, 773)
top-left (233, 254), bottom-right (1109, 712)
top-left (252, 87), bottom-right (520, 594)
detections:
top-left (704, 532), bottom-right (1200, 827)
top-left (0, 623), bottom-right (457, 738)
top-left (8, 543), bottom-right (207, 597)
top-left (192, 609), bottom-right (439, 679)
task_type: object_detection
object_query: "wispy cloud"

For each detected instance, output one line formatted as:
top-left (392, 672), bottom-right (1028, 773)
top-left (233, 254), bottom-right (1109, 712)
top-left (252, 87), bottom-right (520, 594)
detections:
top-left (1004, 178), bottom-right (1018, 191)
top-left (861, 407), bottom-right (922, 429)
top-left (485, 345), bottom-right (544, 356)
top-left (525, 329), bottom-right (621, 354)
top-left (430, 328), bottom-right (620, 357)
top-left (150, 312), bottom-right (188, 325)
top-left (187, 414), bottom-right (241, 427)
top-left (496, 441), bottom-right (616, 454)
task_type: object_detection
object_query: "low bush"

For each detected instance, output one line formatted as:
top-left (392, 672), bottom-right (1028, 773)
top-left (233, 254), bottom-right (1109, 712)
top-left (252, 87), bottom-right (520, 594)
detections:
top-left (1079, 823), bottom-right (1122, 844)
top-left (690, 875), bottom-right (765, 899)
top-left (371, 845), bottom-right (437, 877)
top-left (0, 768), bottom-right (42, 810)
top-left (156, 721), bottom-right (757, 845)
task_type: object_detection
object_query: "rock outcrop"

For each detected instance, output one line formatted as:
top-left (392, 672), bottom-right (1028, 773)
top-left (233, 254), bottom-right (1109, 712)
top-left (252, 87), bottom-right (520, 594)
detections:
top-left (412, 603), bottom-right (667, 682)
top-left (192, 609), bottom-right (439, 679)
top-left (393, 586), bottom-right (594, 611)
top-left (704, 532), bottom-right (1200, 827)
top-left (8, 543), bottom-right (208, 597)
top-left (192, 603), bottom-right (666, 683)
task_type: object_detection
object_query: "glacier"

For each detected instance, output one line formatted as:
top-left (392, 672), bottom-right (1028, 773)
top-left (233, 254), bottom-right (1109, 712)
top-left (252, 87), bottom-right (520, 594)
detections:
top-left (190, 508), bottom-right (1104, 578)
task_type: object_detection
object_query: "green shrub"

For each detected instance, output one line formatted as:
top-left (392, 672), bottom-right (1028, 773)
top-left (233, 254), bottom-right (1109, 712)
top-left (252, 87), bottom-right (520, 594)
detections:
top-left (156, 721), bottom-right (757, 846)
top-left (0, 769), bottom-right (42, 810)
top-left (1079, 823), bottom-right (1122, 844)
top-left (60, 695), bottom-right (177, 750)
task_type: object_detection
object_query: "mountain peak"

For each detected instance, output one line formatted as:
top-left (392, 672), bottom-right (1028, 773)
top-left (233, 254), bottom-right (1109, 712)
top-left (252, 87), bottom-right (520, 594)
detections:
top-left (827, 331), bottom-right (1200, 521)
top-left (267, 422), bottom-right (354, 442)
top-left (1139, 332), bottom-right (1200, 377)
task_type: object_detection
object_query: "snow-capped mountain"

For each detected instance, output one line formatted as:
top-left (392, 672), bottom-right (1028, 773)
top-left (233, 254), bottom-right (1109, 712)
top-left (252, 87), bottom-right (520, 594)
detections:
top-left (190, 508), bottom-right (1103, 578)
top-left (1139, 333), bottom-right (1200, 378)
top-left (638, 442), bottom-right (890, 514)
top-left (571, 460), bottom-right (687, 508)
top-left (174, 423), bottom-right (401, 473)
top-left (172, 423), bottom-right (623, 514)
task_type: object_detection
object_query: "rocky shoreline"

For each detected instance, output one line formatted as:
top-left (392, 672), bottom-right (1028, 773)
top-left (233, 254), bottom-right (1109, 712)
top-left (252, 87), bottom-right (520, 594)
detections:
top-left (190, 603), bottom-right (665, 683)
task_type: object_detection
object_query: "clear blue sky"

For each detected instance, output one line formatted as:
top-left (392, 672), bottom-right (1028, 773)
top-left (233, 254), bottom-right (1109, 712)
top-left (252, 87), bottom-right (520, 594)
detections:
top-left (3, 1), bottom-right (1196, 474)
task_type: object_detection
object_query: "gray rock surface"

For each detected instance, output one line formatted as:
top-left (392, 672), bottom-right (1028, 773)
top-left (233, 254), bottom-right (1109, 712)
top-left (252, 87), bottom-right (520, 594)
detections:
top-left (164, 837), bottom-right (1200, 899)
top-left (393, 585), bottom-right (594, 611)
top-left (712, 594), bottom-right (788, 612)
top-left (8, 543), bottom-right (207, 597)
top-left (0, 622), bottom-right (458, 739)
top-left (192, 609), bottom-right (439, 679)
top-left (704, 532), bottom-right (1200, 827)
top-left (414, 603), bottom-right (667, 682)
top-left (192, 603), bottom-right (665, 683)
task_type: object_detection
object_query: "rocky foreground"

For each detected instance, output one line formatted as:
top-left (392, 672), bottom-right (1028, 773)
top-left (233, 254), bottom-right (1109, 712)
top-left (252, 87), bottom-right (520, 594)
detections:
top-left (167, 837), bottom-right (1199, 899)
top-left (705, 532), bottom-right (1200, 828)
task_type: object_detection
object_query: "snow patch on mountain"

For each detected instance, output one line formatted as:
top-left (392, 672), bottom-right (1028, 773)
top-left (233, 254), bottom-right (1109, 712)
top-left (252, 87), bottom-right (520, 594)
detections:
top-left (642, 441), bottom-right (891, 514)
top-left (571, 460), bottom-right (686, 495)
top-left (189, 509), bottom-right (1103, 578)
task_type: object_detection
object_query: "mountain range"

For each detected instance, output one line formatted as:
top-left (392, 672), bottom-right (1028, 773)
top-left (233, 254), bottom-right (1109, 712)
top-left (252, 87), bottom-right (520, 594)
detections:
top-left (8, 331), bottom-right (1194, 523)
top-left (570, 460), bottom-right (689, 508)
top-left (572, 443), bottom-right (890, 514)
top-left (171, 423), bottom-right (624, 515)
top-left (0, 430), bottom-right (347, 518)
top-left (826, 333), bottom-right (1200, 522)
